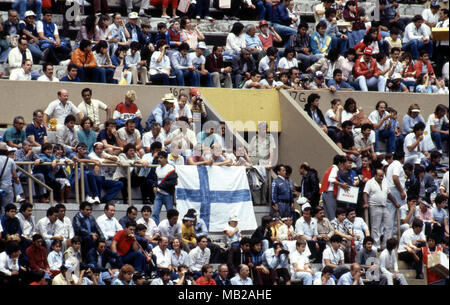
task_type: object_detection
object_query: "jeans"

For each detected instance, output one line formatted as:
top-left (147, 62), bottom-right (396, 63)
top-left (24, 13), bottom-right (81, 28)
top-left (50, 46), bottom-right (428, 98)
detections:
top-left (348, 29), bottom-right (366, 48)
top-left (150, 73), bottom-right (170, 85)
top-left (28, 42), bottom-right (43, 62)
top-left (369, 205), bottom-right (392, 249)
top-left (69, 171), bottom-right (98, 198)
top-left (293, 271), bottom-right (313, 285)
top-left (355, 75), bottom-right (386, 92)
top-left (195, 0), bottom-right (211, 18)
top-left (13, 0), bottom-right (42, 20)
top-left (256, 1), bottom-right (273, 22)
top-left (322, 191), bottom-right (337, 221)
top-left (0, 185), bottom-right (13, 216)
top-left (122, 250), bottom-right (146, 273)
top-left (331, 36), bottom-right (349, 55)
top-left (40, 38), bottom-right (72, 64)
top-left (375, 129), bottom-right (396, 153)
top-left (77, 66), bottom-right (106, 83)
top-left (272, 23), bottom-right (297, 48)
top-left (402, 39), bottom-right (433, 60)
top-left (174, 69), bottom-right (200, 86)
top-left (96, 176), bottom-right (123, 202)
top-left (297, 53), bottom-right (323, 70)
top-left (276, 202), bottom-right (292, 219)
top-left (152, 193), bottom-right (174, 225)
top-left (431, 131), bottom-right (449, 151)
top-left (200, 72), bottom-right (213, 87)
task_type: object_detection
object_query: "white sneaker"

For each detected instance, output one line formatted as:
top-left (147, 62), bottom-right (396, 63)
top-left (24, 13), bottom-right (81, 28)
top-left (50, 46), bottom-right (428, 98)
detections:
top-left (86, 196), bottom-right (95, 204)
top-left (94, 196), bottom-right (101, 204)
top-left (16, 195), bottom-right (26, 203)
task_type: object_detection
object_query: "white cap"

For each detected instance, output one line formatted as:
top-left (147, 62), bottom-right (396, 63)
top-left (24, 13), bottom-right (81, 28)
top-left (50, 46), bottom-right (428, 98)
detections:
top-left (128, 12), bottom-right (139, 19)
top-left (197, 41), bottom-right (207, 49)
top-left (229, 215), bottom-right (239, 222)
top-left (25, 11), bottom-right (36, 18)
top-left (301, 202), bottom-right (312, 211)
top-left (296, 197), bottom-right (308, 205)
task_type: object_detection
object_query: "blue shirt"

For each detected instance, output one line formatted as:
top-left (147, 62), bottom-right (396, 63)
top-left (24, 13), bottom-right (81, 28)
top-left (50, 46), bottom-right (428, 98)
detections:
top-left (194, 218), bottom-right (208, 237)
top-left (327, 79), bottom-right (354, 90)
top-left (77, 129), bottom-right (97, 153)
top-left (432, 207), bottom-right (448, 224)
top-left (273, 3), bottom-right (291, 26)
top-left (1, 215), bottom-right (22, 238)
top-left (245, 34), bottom-right (262, 48)
top-left (60, 75), bottom-right (81, 82)
top-left (78, 212), bottom-right (92, 233)
top-left (337, 271), bottom-right (364, 285)
top-left (26, 123), bottom-right (47, 145)
top-left (401, 114), bottom-right (425, 135)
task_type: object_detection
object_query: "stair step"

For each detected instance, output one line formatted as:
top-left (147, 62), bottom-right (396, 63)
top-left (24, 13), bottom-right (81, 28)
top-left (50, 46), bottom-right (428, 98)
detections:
top-left (406, 278), bottom-right (427, 285)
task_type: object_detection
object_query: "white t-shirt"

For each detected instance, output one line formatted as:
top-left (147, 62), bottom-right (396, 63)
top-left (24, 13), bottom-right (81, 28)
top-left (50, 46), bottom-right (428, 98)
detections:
top-left (368, 110), bottom-right (390, 130)
top-left (385, 160), bottom-right (406, 190)
top-left (327, 165), bottom-right (339, 192)
top-left (403, 132), bottom-right (426, 159)
top-left (398, 228), bottom-right (426, 253)
top-left (440, 172), bottom-right (449, 193)
top-left (136, 217), bottom-right (158, 237)
top-left (37, 74), bottom-right (60, 82)
top-left (322, 247), bottom-right (344, 268)
top-left (44, 100), bottom-right (80, 127)
top-left (278, 57), bottom-right (298, 71)
top-left (117, 127), bottom-right (141, 145)
top-left (142, 131), bottom-right (164, 149)
top-left (313, 272), bottom-right (336, 285)
top-left (325, 109), bottom-right (338, 127)
top-left (260, 79), bottom-right (282, 88)
top-left (188, 53), bottom-right (206, 70)
top-left (224, 225), bottom-right (241, 246)
top-left (427, 113), bottom-right (448, 131)
top-left (290, 250), bottom-right (309, 274)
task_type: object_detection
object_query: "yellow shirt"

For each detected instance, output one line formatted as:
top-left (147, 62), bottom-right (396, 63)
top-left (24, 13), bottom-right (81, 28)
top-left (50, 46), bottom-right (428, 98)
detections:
top-left (182, 223), bottom-right (196, 244)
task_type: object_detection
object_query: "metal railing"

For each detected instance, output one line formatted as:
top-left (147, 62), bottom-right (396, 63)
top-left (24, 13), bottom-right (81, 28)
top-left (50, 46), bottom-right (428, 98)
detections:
top-left (16, 161), bottom-right (272, 206)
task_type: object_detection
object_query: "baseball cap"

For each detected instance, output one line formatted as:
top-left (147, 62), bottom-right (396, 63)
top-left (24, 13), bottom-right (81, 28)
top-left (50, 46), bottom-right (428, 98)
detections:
top-left (258, 20), bottom-right (268, 28)
top-left (25, 11), bottom-right (36, 18)
top-left (301, 202), bottom-right (312, 211)
top-left (190, 88), bottom-right (201, 97)
top-left (314, 71), bottom-right (324, 78)
top-left (128, 12), bottom-right (139, 19)
top-left (228, 215), bottom-right (239, 222)
top-left (197, 41), bottom-right (207, 49)
top-left (363, 47), bottom-right (373, 55)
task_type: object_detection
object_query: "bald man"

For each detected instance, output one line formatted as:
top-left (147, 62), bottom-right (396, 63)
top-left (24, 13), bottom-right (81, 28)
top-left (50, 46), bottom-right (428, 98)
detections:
top-left (44, 89), bottom-right (84, 130)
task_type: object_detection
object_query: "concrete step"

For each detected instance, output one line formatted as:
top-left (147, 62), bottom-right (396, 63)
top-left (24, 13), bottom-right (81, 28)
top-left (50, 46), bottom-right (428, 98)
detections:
top-left (406, 278), bottom-right (427, 285)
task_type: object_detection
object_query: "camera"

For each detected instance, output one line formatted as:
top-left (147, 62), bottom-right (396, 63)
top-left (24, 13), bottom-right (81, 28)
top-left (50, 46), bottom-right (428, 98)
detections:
top-left (279, 249), bottom-right (290, 255)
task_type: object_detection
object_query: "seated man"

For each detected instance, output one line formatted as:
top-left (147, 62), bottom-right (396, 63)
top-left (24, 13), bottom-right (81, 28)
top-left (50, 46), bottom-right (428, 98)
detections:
top-left (153, 236), bottom-right (173, 272)
top-left (205, 45), bottom-right (233, 88)
top-left (72, 201), bottom-right (105, 259)
top-left (60, 64), bottom-right (81, 82)
top-left (55, 114), bottom-right (78, 159)
top-left (337, 263), bottom-right (364, 285)
top-left (356, 236), bottom-right (388, 285)
top-left (330, 208), bottom-right (354, 256)
top-left (310, 21), bottom-right (332, 57)
top-left (322, 234), bottom-right (350, 280)
top-left (26, 233), bottom-right (50, 275)
top-left (231, 48), bottom-right (257, 88)
top-left (117, 119), bottom-right (144, 157)
top-left (262, 242), bottom-right (291, 285)
top-left (227, 237), bottom-right (251, 278)
top-left (110, 220), bottom-right (146, 274)
top-left (398, 219), bottom-right (426, 279)
top-left (230, 264), bottom-right (253, 285)
top-left (379, 237), bottom-right (408, 285)
top-left (402, 15), bottom-right (433, 60)
top-left (96, 203), bottom-right (123, 246)
top-left (3, 116), bottom-right (26, 150)
top-left (112, 90), bottom-right (143, 132)
top-left (295, 206), bottom-right (321, 262)
top-left (354, 48), bottom-right (386, 92)
top-left (37, 9), bottom-right (71, 65)
top-left (290, 239), bottom-right (315, 285)
top-left (86, 237), bottom-right (122, 283)
top-left (170, 42), bottom-right (200, 86)
top-left (403, 122), bottom-right (430, 165)
top-left (71, 39), bottom-right (105, 83)
top-left (189, 42), bottom-right (213, 87)
top-left (368, 101), bottom-right (395, 154)
top-left (289, 23), bottom-right (323, 70)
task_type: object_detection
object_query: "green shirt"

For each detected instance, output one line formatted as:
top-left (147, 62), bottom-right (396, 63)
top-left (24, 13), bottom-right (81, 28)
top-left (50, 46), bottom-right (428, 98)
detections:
top-left (3, 127), bottom-right (26, 145)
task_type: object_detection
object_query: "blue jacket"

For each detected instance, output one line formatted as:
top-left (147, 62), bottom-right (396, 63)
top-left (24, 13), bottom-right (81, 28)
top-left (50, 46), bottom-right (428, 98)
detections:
top-left (271, 176), bottom-right (293, 204)
top-left (1, 215), bottom-right (22, 238)
top-left (111, 54), bottom-right (129, 69)
top-left (146, 103), bottom-right (176, 130)
top-left (72, 212), bottom-right (104, 240)
top-left (151, 31), bottom-right (170, 46)
top-left (310, 32), bottom-right (332, 55)
top-left (87, 247), bottom-right (122, 271)
top-left (327, 78), bottom-right (354, 90)
top-left (125, 22), bottom-right (147, 46)
top-left (272, 4), bottom-right (291, 26)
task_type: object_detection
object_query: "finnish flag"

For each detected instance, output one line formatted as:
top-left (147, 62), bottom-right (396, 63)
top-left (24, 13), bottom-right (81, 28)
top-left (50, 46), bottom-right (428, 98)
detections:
top-left (175, 165), bottom-right (258, 232)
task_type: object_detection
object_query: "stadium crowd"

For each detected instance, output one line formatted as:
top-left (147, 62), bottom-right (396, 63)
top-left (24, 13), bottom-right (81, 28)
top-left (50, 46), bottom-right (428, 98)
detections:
top-left (0, 82), bottom-right (448, 285)
top-left (0, 0), bottom-right (449, 92)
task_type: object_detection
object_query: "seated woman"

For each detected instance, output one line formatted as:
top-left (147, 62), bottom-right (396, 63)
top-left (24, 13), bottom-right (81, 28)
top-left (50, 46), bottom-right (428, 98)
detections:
top-left (93, 40), bottom-right (115, 84)
top-left (277, 47), bottom-right (299, 73)
top-left (74, 15), bottom-right (101, 49)
top-left (111, 46), bottom-right (132, 84)
top-left (180, 17), bottom-right (205, 51)
top-left (224, 22), bottom-right (246, 58)
top-left (150, 40), bottom-right (171, 86)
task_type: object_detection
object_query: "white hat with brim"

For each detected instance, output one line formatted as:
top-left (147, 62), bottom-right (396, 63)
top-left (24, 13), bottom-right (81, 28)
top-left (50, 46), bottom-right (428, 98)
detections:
top-left (296, 197), bottom-right (308, 205)
top-left (128, 12), bottom-right (139, 19)
top-left (25, 11), bottom-right (36, 18)
top-left (229, 215), bottom-right (239, 222)
top-left (0, 142), bottom-right (8, 151)
top-left (162, 93), bottom-right (176, 103)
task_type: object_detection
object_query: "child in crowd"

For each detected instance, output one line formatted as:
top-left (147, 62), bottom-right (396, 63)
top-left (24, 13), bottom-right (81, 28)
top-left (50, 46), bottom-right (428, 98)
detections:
top-left (224, 215), bottom-right (242, 248)
top-left (53, 144), bottom-right (73, 203)
top-left (47, 240), bottom-right (64, 278)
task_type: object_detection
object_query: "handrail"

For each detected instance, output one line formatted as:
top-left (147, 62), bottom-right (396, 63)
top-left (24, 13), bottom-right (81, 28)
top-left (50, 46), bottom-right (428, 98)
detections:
top-left (16, 166), bottom-right (54, 206)
top-left (16, 161), bottom-right (272, 206)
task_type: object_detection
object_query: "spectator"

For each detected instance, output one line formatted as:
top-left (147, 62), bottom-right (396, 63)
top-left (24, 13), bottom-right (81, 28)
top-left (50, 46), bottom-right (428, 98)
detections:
top-left (290, 238), bottom-right (314, 285)
top-left (402, 15), bottom-right (433, 60)
top-left (111, 220), bottom-right (146, 273)
top-left (119, 206), bottom-right (138, 230)
top-left (310, 21), bottom-right (332, 56)
top-left (43, 89), bottom-right (83, 130)
top-left (231, 48), bottom-right (257, 88)
top-left (36, 206), bottom-right (65, 252)
top-left (398, 219), bottom-right (426, 279)
top-left (113, 90), bottom-right (143, 131)
top-left (277, 47), bottom-right (298, 73)
top-left (77, 88), bottom-right (110, 132)
top-left (86, 238), bottom-right (122, 281)
top-left (189, 42), bottom-right (213, 87)
top-left (230, 264), bottom-right (253, 285)
top-left (368, 101), bottom-right (395, 153)
top-left (257, 20), bottom-right (282, 51)
top-left (149, 39), bottom-right (171, 85)
top-left (313, 266), bottom-right (335, 285)
top-left (225, 22), bottom-right (246, 57)
top-left (60, 63), bottom-right (81, 82)
top-left (214, 264), bottom-right (231, 285)
top-left (37, 62), bottom-right (59, 82)
top-left (328, 69), bottom-right (355, 91)
top-left (3, 116), bottom-right (26, 150)
top-left (37, 9), bottom-right (71, 65)
top-left (262, 242), bottom-right (290, 284)
top-left (13, 0), bottom-right (42, 21)
top-left (170, 237), bottom-right (189, 271)
top-left (26, 233), bottom-right (50, 274)
top-left (111, 46), bottom-right (132, 84)
top-left (72, 201), bottom-right (104, 259)
top-left (0, 10), bottom-right (20, 63)
top-left (343, 1), bottom-right (367, 48)
top-left (258, 46), bottom-right (279, 75)
top-left (74, 15), bottom-right (101, 48)
top-left (295, 205), bottom-right (322, 261)
top-left (47, 239), bottom-right (63, 275)
top-left (0, 145), bottom-right (19, 215)
top-left (322, 234), bottom-right (349, 279)
top-left (125, 12), bottom-right (148, 47)
top-left (77, 117), bottom-right (97, 153)
top-left (9, 58), bottom-right (32, 80)
top-left (0, 242), bottom-right (22, 284)
top-left (96, 203), bottom-right (122, 246)
top-left (136, 205), bottom-right (159, 245)
top-left (8, 36), bottom-right (33, 75)
top-left (189, 236), bottom-right (211, 277)
top-left (403, 122), bottom-right (430, 166)
top-left (272, 0), bottom-right (297, 45)
top-left (171, 42), bottom-right (200, 86)
top-left (337, 263), bottom-right (363, 285)
top-left (153, 236), bottom-right (173, 271)
top-left (18, 10), bottom-right (42, 63)
top-left (111, 264), bottom-right (135, 285)
top-left (435, 8), bottom-right (449, 77)
top-left (206, 45), bottom-right (233, 88)
top-left (356, 236), bottom-right (387, 284)
top-left (354, 47), bottom-right (386, 92)
top-left (97, 119), bottom-right (124, 155)
top-left (92, 41), bottom-right (115, 83)
top-left (428, 104), bottom-right (449, 154)
top-left (322, 8), bottom-right (348, 55)
top-left (304, 93), bottom-right (328, 134)
top-left (108, 13), bottom-right (131, 55)
top-left (126, 41), bottom-right (148, 85)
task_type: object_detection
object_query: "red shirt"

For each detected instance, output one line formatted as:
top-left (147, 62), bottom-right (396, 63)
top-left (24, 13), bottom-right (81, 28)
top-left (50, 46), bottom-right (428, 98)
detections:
top-left (114, 102), bottom-right (140, 121)
top-left (196, 276), bottom-right (217, 285)
top-left (422, 246), bottom-right (443, 284)
top-left (113, 230), bottom-right (134, 256)
top-left (258, 33), bottom-right (274, 49)
top-left (26, 244), bottom-right (49, 272)
top-left (361, 167), bottom-right (372, 180)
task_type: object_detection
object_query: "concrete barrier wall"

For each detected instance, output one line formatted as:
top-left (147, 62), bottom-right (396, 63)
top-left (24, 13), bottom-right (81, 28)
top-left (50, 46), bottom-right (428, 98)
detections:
top-left (278, 90), bottom-right (342, 182)
top-left (287, 90), bottom-right (449, 125)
